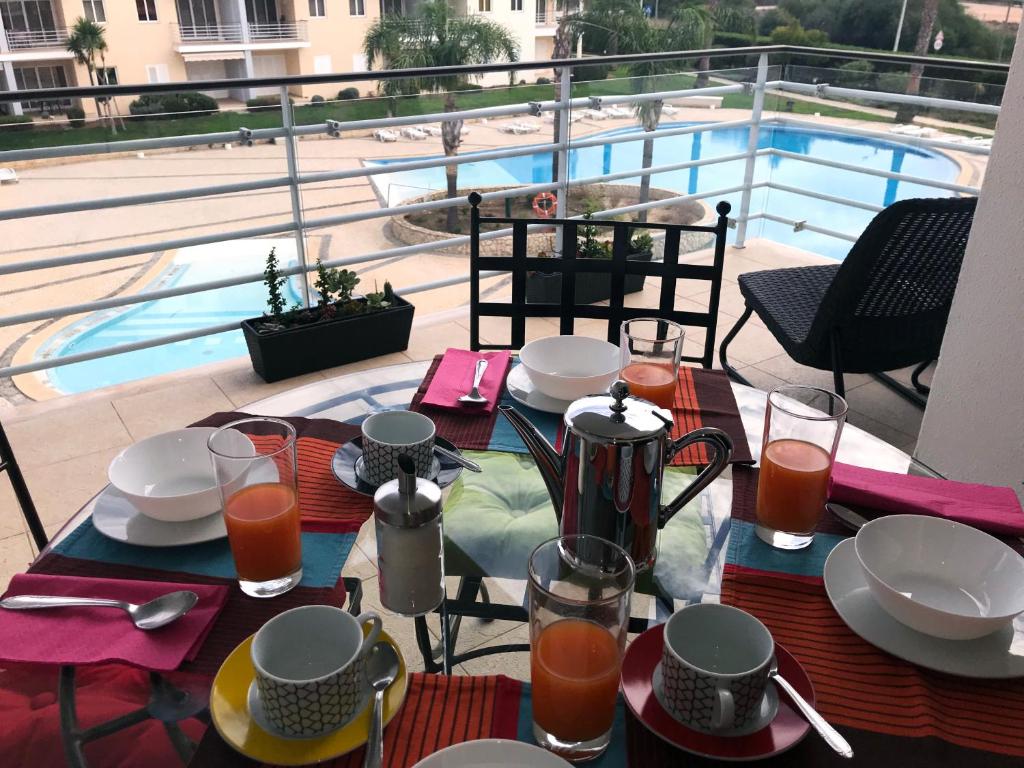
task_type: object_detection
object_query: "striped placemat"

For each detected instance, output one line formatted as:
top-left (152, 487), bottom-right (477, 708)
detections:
top-left (411, 356), bottom-right (753, 466)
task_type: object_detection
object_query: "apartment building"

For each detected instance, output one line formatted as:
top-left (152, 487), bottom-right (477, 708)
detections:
top-left (0, 0), bottom-right (573, 117)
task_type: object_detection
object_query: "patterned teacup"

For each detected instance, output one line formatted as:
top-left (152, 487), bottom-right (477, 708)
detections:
top-left (360, 411), bottom-right (436, 486)
top-left (251, 605), bottom-right (382, 738)
top-left (659, 603), bottom-right (775, 733)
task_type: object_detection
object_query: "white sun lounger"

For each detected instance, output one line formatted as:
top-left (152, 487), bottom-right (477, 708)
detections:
top-left (660, 104), bottom-right (678, 116)
top-left (0, 168), bottom-right (18, 185)
top-left (373, 129), bottom-right (398, 143)
top-left (604, 106), bottom-right (633, 118)
top-left (401, 126), bottom-right (428, 140)
top-left (422, 125), bottom-right (442, 136)
top-left (582, 109), bottom-right (609, 120)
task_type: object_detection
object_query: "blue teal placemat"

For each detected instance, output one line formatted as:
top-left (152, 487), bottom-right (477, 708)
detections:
top-left (53, 518), bottom-right (354, 588)
top-left (725, 519), bottom-right (843, 579)
top-left (516, 682), bottom-right (627, 766)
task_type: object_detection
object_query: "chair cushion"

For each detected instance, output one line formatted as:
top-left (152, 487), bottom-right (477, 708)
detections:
top-left (738, 265), bottom-right (840, 350)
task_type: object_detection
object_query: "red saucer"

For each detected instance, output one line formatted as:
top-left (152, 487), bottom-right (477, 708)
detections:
top-left (621, 624), bottom-right (813, 761)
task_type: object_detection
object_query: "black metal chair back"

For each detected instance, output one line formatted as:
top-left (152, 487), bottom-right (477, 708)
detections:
top-left (0, 419), bottom-right (47, 550)
top-left (808, 196), bottom-right (977, 371)
top-left (468, 192), bottom-right (732, 368)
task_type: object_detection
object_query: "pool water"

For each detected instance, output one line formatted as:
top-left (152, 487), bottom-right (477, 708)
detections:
top-left (368, 123), bottom-right (960, 260)
top-left (41, 240), bottom-right (301, 395)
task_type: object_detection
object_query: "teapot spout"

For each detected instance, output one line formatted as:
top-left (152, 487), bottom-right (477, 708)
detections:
top-left (498, 405), bottom-right (564, 519)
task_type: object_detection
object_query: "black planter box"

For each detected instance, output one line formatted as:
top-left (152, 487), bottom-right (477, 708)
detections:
top-left (241, 296), bottom-right (415, 383)
top-left (525, 251), bottom-right (652, 305)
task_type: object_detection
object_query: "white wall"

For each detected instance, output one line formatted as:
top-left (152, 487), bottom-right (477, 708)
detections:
top-left (916, 26), bottom-right (1024, 502)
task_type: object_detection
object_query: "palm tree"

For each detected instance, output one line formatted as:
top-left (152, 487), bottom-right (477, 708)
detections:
top-left (568, 2), bottom-right (713, 221)
top-left (66, 17), bottom-right (109, 129)
top-left (364, 0), bottom-right (519, 232)
top-left (895, 0), bottom-right (940, 124)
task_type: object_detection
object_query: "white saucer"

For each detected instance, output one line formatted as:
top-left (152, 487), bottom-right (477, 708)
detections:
top-left (824, 538), bottom-right (1024, 679)
top-left (411, 739), bottom-right (571, 767)
top-left (247, 680), bottom-right (370, 741)
top-left (652, 663), bottom-right (780, 737)
top-left (91, 462), bottom-right (278, 547)
top-left (505, 364), bottom-right (575, 414)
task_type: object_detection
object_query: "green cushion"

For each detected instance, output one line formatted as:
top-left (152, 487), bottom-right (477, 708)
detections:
top-left (443, 451), bottom-right (710, 597)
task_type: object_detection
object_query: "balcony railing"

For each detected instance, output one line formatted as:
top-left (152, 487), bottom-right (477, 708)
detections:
top-left (0, 45), bottom-right (1005, 381)
top-left (4, 27), bottom-right (68, 49)
top-left (248, 21), bottom-right (307, 41)
top-left (535, 8), bottom-right (562, 25)
top-left (177, 23), bottom-right (244, 43)
top-left (176, 21), bottom-right (307, 44)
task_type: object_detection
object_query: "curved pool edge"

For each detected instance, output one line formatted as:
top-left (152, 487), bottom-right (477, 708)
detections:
top-left (12, 249), bottom-right (180, 402)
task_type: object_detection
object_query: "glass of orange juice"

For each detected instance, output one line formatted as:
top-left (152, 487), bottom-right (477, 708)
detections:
top-left (208, 417), bottom-right (302, 598)
top-left (619, 318), bottom-right (684, 410)
top-left (528, 535), bottom-right (635, 762)
top-left (756, 385), bottom-right (848, 550)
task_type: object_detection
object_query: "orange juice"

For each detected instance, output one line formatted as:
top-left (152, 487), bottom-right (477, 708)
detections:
top-left (756, 439), bottom-right (832, 534)
top-left (531, 619), bottom-right (621, 743)
top-left (224, 483), bottom-right (302, 582)
top-left (621, 362), bottom-right (676, 409)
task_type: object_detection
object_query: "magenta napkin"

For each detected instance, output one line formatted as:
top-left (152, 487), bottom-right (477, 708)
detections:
top-left (0, 573), bottom-right (229, 671)
top-left (419, 348), bottom-right (512, 415)
top-left (829, 462), bottom-right (1024, 536)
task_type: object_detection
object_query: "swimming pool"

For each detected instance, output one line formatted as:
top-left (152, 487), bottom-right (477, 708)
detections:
top-left (39, 240), bottom-right (301, 395)
top-left (368, 123), bottom-right (961, 260)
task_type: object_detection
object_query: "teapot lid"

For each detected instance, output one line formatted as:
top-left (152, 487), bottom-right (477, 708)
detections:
top-left (564, 381), bottom-right (672, 443)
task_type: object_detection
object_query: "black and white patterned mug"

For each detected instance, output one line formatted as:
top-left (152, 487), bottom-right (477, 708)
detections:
top-left (251, 605), bottom-right (382, 738)
top-left (659, 603), bottom-right (775, 733)
top-left (360, 411), bottom-right (436, 486)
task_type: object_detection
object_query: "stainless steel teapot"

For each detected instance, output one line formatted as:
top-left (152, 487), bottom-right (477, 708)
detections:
top-left (499, 381), bottom-right (732, 572)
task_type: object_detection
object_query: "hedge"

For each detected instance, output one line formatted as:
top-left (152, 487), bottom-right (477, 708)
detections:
top-left (129, 92), bottom-right (219, 120)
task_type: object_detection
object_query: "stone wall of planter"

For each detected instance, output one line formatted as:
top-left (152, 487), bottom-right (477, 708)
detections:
top-left (388, 185), bottom-right (716, 258)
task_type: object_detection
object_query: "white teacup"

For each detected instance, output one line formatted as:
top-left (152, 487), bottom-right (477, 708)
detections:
top-left (251, 605), bottom-right (381, 738)
top-left (360, 411), bottom-right (435, 486)
top-left (659, 604), bottom-right (775, 733)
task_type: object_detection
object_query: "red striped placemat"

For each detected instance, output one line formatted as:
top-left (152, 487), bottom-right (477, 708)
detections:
top-left (191, 412), bottom-right (373, 532)
top-left (189, 673), bottom-right (522, 767)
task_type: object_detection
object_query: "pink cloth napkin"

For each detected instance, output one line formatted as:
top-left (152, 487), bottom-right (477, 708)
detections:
top-left (829, 462), bottom-right (1024, 536)
top-left (420, 348), bottom-right (512, 415)
top-left (0, 573), bottom-right (229, 671)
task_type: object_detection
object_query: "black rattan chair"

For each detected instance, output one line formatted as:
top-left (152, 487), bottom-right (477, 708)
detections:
top-left (719, 196), bottom-right (977, 407)
top-left (0, 419), bottom-right (47, 550)
top-left (468, 192), bottom-right (732, 368)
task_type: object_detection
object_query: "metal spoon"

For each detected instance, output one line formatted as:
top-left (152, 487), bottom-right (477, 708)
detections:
top-left (363, 641), bottom-right (400, 768)
top-left (458, 358), bottom-right (489, 405)
top-left (434, 444), bottom-right (481, 472)
top-left (0, 590), bottom-right (199, 631)
top-left (826, 502), bottom-right (871, 533)
top-left (769, 658), bottom-right (853, 758)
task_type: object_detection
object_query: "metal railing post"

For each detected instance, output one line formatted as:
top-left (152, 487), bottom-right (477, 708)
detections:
top-left (734, 53), bottom-right (768, 249)
top-left (280, 85), bottom-right (312, 308)
top-left (555, 65), bottom-right (572, 256)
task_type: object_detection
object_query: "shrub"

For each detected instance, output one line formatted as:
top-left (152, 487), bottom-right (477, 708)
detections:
top-left (0, 114), bottom-right (33, 132)
top-left (245, 95), bottom-right (294, 111)
top-left (535, 76), bottom-right (552, 85)
top-left (837, 60), bottom-right (874, 90)
top-left (455, 81), bottom-right (483, 91)
top-left (571, 63), bottom-right (611, 83)
top-left (129, 92), bottom-right (219, 120)
top-left (310, 94), bottom-right (325, 106)
top-left (337, 87), bottom-right (360, 100)
top-left (66, 106), bottom-right (86, 127)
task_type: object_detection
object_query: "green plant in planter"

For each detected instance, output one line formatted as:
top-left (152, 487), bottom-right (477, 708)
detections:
top-left (264, 247), bottom-right (287, 319)
top-left (577, 211), bottom-right (613, 260)
top-left (630, 230), bottom-right (654, 255)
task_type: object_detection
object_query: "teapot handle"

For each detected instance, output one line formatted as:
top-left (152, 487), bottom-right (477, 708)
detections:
top-left (658, 427), bottom-right (733, 528)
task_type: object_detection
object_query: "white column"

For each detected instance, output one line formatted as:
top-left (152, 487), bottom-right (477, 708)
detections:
top-left (916, 25), bottom-right (1024, 501)
top-left (0, 13), bottom-right (23, 115)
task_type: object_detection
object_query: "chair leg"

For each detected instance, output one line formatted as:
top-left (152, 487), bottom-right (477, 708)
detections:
top-left (719, 306), bottom-right (753, 386)
top-left (829, 331), bottom-right (846, 399)
top-left (911, 360), bottom-right (932, 395)
top-left (873, 372), bottom-right (928, 409)
top-left (0, 423), bottom-right (47, 551)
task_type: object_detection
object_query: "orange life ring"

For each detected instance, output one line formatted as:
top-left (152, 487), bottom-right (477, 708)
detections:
top-left (532, 192), bottom-right (557, 218)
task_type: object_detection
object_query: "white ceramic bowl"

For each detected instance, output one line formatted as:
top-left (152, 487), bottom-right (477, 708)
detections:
top-left (108, 428), bottom-right (253, 522)
top-left (855, 514), bottom-right (1024, 640)
top-left (518, 336), bottom-right (620, 402)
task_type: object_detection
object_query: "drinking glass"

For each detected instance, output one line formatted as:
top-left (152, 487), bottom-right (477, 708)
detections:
top-left (208, 417), bottom-right (302, 598)
top-left (756, 385), bottom-right (848, 550)
top-left (619, 318), bottom-right (684, 409)
top-left (528, 535), bottom-right (635, 762)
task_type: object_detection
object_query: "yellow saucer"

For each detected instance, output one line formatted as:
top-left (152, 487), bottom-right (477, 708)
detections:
top-left (210, 630), bottom-right (409, 766)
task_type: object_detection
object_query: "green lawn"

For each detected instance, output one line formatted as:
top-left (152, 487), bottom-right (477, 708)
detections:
top-left (0, 74), bottom-right (887, 153)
